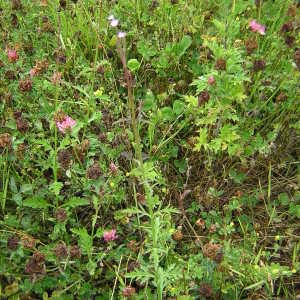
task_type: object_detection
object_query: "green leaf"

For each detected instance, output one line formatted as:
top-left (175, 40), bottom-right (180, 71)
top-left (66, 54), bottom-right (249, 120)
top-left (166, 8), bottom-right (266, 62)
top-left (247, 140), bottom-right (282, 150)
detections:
top-left (20, 184), bottom-right (33, 194)
top-left (71, 227), bottom-right (93, 256)
top-left (173, 35), bottom-right (192, 58)
top-left (23, 197), bottom-right (52, 209)
top-left (137, 40), bottom-right (157, 60)
top-left (127, 59), bottom-right (140, 72)
top-left (49, 181), bottom-right (63, 196)
top-left (86, 259), bottom-right (97, 276)
top-left (160, 107), bottom-right (174, 121)
top-left (173, 100), bottom-right (185, 115)
top-left (62, 197), bottom-right (90, 208)
top-left (278, 193), bottom-right (289, 206)
top-left (143, 90), bottom-right (156, 111)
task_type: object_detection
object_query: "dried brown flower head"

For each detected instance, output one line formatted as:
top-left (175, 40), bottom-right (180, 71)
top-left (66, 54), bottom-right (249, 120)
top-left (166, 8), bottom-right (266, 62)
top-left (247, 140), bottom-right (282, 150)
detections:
top-left (16, 117), bottom-right (29, 133)
top-left (285, 36), bottom-right (295, 48)
top-left (196, 218), bottom-right (206, 230)
top-left (294, 48), bottom-right (300, 69)
top-left (245, 38), bottom-right (258, 55)
top-left (57, 149), bottom-right (72, 169)
top-left (281, 21), bottom-right (294, 33)
top-left (215, 58), bottom-right (226, 71)
top-left (0, 133), bottom-right (12, 149)
top-left (198, 90), bottom-right (210, 106)
top-left (55, 208), bottom-right (68, 222)
top-left (21, 235), bottom-right (36, 249)
top-left (8, 235), bottom-right (19, 250)
top-left (87, 163), bottom-right (101, 180)
top-left (54, 242), bottom-right (68, 259)
top-left (276, 92), bottom-right (288, 102)
top-left (253, 59), bottom-right (266, 72)
top-left (25, 252), bottom-right (46, 275)
top-left (70, 245), bottom-right (81, 259)
top-left (172, 230), bottom-right (183, 241)
top-left (199, 283), bottom-right (213, 298)
top-left (19, 78), bottom-right (33, 92)
top-left (202, 242), bottom-right (222, 262)
top-left (122, 286), bottom-right (136, 298)
top-left (5, 70), bottom-right (17, 80)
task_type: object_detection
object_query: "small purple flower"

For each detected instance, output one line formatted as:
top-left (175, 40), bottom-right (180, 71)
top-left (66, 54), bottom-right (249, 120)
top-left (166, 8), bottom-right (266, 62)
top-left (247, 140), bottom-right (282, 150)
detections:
top-left (7, 48), bottom-right (18, 62)
top-left (117, 31), bottom-right (126, 38)
top-left (56, 116), bottom-right (76, 134)
top-left (110, 18), bottom-right (119, 27)
top-left (103, 229), bottom-right (117, 242)
top-left (207, 76), bottom-right (216, 85)
top-left (29, 68), bottom-right (38, 78)
top-left (249, 20), bottom-right (266, 35)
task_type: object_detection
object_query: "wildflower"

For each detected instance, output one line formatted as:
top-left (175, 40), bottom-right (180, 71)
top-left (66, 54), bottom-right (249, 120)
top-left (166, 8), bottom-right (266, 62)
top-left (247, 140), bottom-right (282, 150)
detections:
top-left (108, 15), bottom-right (115, 21)
top-left (196, 218), bottom-right (205, 229)
top-left (249, 20), bottom-right (266, 35)
top-left (202, 242), bottom-right (223, 263)
top-left (294, 48), bottom-right (300, 69)
top-left (19, 78), bottom-right (33, 92)
top-left (276, 92), bottom-right (287, 102)
top-left (245, 38), bottom-right (258, 55)
top-left (11, 0), bottom-right (22, 10)
top-left (8, 235), bottom-right (19, 250)
top-left (54, 242), bottom-right (68, 259)
top-left (55, 208), bottom-right (68, 222)
top-left (51, 71), bottom-right (62, 84)
top-left (110, 162), bottom-right (118, 175)
top-left (281, 21), bottom-right (293, 33)
top-left (122, 286), bottom-right (136, 298)
top-left (87, 163), bottom-right (101, 179)
top-left (199, 283), bottom-right (213, 298)
top-left (16, 117), bottom-right (29, 133)
top-left (0, 133), bottom-right (12, 149)
top-left (285, 36), bottom-right (295, 48)
top-left (198, 90), bottom-right (210, 106)
top-left (56, 116), bottom-right (76, 134)
top-left (207, 75), bottom-right (216, 85)
top-left (117, 31), bottom-right (126, 38)
top-left (29, 68), bottom-right (38, 77)
top-left (70, 245), bottom-right (81, 259)
top-left (103, 229), bottom-right (117, 242)
top-left (214, 58), bottom-right (226, 71)
top-left (7, 48), bottom-right (19, 62)
top-left (25, 252), bottom-right (46, 275)
top-left (57, 149), bottom-right (72, 169)
top-left (253, 59), bottom-right (266, 71)
top-left (111, 19), bottom-right (119, 27)
top-left (172, 230), bottom-right (183, 241)
top-left (21, 235), bottom-right (36, 249)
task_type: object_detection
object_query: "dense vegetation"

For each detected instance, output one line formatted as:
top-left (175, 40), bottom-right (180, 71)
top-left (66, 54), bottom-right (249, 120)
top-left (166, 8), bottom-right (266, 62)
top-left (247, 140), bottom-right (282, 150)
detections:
top-left (0, 0), bottom-right (299, 299)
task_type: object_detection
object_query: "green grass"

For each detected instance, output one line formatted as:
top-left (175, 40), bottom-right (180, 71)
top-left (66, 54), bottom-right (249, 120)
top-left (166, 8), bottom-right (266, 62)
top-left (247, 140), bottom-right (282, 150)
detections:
top-left (0, 0), bottom-right (299, 299)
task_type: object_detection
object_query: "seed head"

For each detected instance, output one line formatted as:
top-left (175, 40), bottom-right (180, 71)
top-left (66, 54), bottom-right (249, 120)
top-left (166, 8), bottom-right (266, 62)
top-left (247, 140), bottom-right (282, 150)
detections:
top-left (19, 78), bottom-right (33, 92)
top-left (70, 245), bottom-right (81, 259)
top-left (8, 235), bottom-right (19, 250)
top-left (122, 286), bottom-right (136, 298)
top-left (55, 208), bottom-right (68, 222)
top-left (214, 58), bottom-right (226, 71)
top-left (54, 242), bottom-right (68, 259)
top-left (87, 163), bottom-right (102, 179)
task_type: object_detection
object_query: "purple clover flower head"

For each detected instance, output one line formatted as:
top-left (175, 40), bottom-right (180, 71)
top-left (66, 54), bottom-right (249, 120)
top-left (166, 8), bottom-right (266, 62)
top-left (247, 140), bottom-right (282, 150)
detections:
top-left (103, 229), bottom-right (117, 242)
top-left (117, 31), bottom-right (126, 39)
top-left (249, 20), bottom-right (266, 35)
top-left (56, 116), bottom-right (76, 134)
